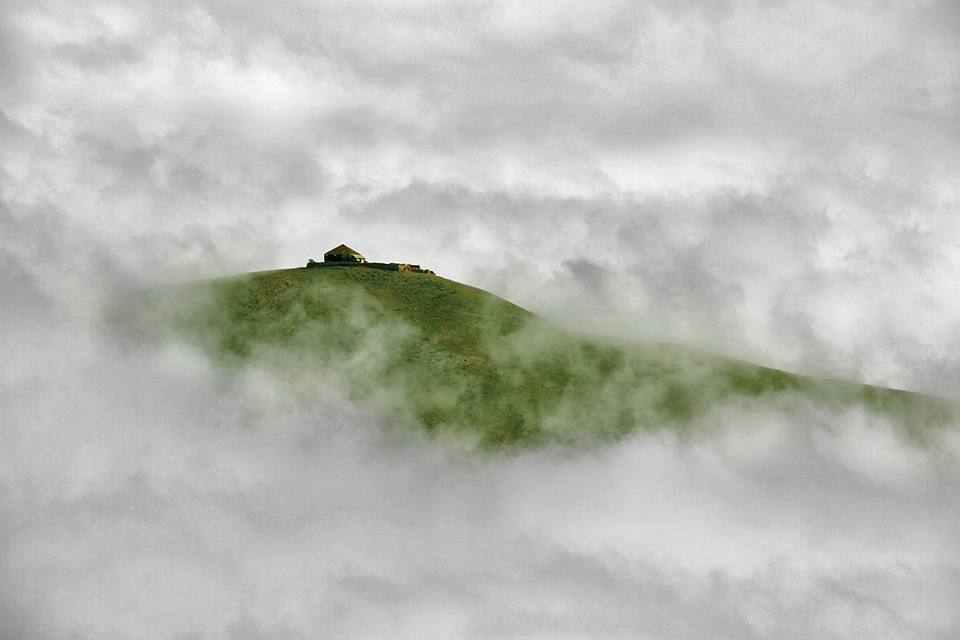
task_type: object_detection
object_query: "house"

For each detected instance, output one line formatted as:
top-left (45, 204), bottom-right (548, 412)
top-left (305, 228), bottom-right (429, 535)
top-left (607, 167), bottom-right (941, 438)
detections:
top-left (305, 244), bottom-right (434, 274)
top-left (323, 244), bottom-right (366, 263)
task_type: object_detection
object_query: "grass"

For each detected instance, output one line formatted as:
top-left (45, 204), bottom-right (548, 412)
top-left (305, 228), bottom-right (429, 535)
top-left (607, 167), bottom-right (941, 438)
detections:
top-left (130, 265), bottom-right (959, 450)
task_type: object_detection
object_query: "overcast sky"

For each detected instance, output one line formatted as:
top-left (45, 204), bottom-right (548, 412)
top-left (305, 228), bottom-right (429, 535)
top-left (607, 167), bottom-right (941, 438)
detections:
top-left (3, 0), bottom-right (960, 638)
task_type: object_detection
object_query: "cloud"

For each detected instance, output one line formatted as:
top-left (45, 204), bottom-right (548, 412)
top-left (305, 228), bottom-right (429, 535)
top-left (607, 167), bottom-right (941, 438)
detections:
top-left (3, 289), bottom-right (960, 638)
top-left (3, 0), bottom-right (960, 636)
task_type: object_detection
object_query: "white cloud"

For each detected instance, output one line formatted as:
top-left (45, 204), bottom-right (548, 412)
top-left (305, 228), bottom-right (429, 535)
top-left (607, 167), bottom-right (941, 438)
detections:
top-left (3, 300), bottom-right (960, 638)
top-left (3, 0), bottom-right (960, 636)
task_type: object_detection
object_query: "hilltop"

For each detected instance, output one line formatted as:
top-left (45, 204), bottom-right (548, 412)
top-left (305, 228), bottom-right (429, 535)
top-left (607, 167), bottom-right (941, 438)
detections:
top-left (129, 264), bottom-right (957, 450)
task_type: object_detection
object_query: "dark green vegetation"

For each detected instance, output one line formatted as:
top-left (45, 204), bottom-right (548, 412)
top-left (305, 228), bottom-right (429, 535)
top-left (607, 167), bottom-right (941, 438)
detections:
top-left (130, 266), bottom-right (957, 450)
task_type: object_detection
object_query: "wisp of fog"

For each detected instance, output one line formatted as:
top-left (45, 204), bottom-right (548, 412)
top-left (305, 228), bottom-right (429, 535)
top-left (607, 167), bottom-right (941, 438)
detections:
top-left (1, 257), bottom-right (959, 640)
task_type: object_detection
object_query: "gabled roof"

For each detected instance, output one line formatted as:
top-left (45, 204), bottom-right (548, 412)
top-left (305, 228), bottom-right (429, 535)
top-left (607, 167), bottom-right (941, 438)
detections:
top-left (324, 244), bottom-right (365, 259)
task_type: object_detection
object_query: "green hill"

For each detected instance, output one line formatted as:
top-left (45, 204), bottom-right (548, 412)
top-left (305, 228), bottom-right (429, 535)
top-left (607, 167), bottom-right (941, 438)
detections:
top-left (129, 265), bottom-right (957, 450)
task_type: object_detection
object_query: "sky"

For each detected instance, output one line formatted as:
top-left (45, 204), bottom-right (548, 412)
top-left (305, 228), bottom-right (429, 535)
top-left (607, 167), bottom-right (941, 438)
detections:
top-left (2, 0), bottom-right (960, 638)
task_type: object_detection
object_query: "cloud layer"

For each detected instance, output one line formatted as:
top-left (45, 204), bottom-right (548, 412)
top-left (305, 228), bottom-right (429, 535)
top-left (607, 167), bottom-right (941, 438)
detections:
top-left (3, 300), bottom-right (960, 639)
top-left (2, 0), bottom-right (960, 637)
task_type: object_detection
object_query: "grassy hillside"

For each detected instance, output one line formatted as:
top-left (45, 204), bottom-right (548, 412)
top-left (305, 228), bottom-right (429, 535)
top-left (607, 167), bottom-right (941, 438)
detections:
top-left (130, 265), bottom-right (957, 450)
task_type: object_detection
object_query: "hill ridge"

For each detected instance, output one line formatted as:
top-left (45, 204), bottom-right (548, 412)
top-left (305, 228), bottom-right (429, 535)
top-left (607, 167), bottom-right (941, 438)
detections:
top-left (131, 266), bottom-right (958, 449)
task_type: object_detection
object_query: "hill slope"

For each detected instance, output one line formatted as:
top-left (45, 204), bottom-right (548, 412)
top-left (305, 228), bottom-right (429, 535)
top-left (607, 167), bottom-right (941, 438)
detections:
top-left (130, 265), bottom-right (957, 449)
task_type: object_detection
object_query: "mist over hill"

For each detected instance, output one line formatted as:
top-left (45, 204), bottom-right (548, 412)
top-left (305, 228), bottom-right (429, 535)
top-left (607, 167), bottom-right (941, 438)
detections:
top-left (4, 0), bottom-right (960, 635)
top-left (6, 249), bottom-right (956, 639)
top-left (126, 265), bottom-right (958, 452)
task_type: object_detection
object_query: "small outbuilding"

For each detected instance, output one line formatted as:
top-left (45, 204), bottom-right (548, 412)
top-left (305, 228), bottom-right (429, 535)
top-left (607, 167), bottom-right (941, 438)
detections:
top-left (324, 244), bottom-right (366, 263)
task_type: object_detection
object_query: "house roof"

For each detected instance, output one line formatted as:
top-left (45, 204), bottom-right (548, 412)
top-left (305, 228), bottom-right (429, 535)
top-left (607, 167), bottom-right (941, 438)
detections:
top-left (324, 244), bottom-right (365, 259)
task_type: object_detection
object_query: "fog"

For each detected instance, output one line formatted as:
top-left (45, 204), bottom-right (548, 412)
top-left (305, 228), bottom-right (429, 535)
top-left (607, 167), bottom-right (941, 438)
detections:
top-left (3, 0), bottom-right (960, 637)
top-left (4, 283), bottom-right (960, 638)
